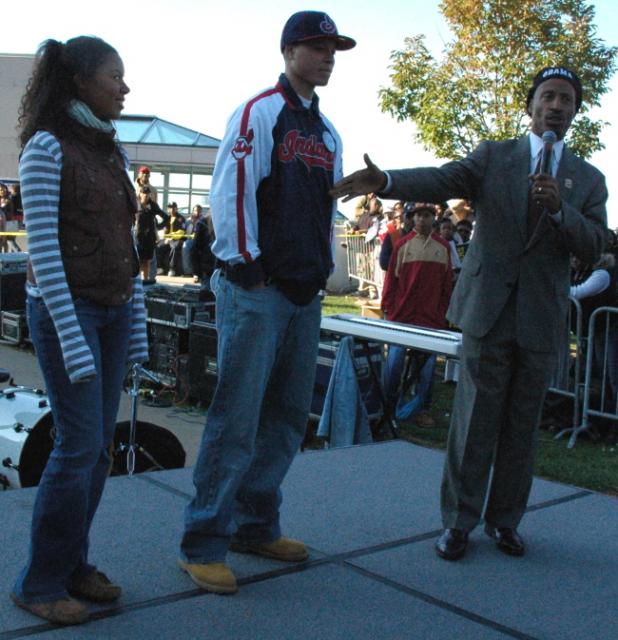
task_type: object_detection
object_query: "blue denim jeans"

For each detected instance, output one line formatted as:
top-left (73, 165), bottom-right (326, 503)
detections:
top-left (383, 345), bottom-right (436, 418)
top-left (13, 295), bottom-right (131, 603)
top-left (181, 274), bottom-right (321, 562)
top-left (182, 238), bottom-right (194, 275)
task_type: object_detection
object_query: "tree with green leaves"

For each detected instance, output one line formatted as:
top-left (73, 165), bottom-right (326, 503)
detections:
top-left (379, 0), bottom-right (616, 159)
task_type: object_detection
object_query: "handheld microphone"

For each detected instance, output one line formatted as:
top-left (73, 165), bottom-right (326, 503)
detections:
top-left (540, 130), bottom-right (557, 176)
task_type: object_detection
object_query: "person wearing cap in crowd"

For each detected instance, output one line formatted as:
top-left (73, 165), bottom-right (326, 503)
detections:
top-left (156, 201), bottom-right (185, 276)
top-left (135, 165), bottom-right (158, 202)
top-left (455, 218), bottom-right (473, 261)
top-left (331, 65), bottom-right (607, 561)
top-left (355, 193), bottom-right (383, 233)
top-left (387, 201), bottom-right (405, 231)
top-left (379, 201), bottom-right (415, 270)
top-left (381, 204), bottom-right (453, 427)
top-left (439, 216), bottom-right (463, 276)
top-left (450, 198), bottom-right (474, 224)
top-left (179, 10), bottom-right (355, 594)
top-left (455, 218), bottom-right (473, 244)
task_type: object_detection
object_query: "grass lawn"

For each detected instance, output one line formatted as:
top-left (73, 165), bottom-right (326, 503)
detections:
top-left (321, 294), bottom-right (618, 497)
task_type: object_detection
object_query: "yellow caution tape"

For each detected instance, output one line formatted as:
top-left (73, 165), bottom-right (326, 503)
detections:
top-left (163, 232), bottom-right (195, 240)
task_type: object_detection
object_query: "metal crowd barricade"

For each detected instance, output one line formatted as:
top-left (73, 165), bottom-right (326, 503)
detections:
top-left (340, 232), bottom-right (384, 298)
top-left (550, 297), bottom-right (584, 442)
top-left (561, 306), bottom-right (618, 448)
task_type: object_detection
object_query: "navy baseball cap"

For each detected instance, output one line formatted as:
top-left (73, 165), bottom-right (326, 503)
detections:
top-left (526, 66), bottom-right (583, 111)
top-left (280, 11), bottom-right (356, 52)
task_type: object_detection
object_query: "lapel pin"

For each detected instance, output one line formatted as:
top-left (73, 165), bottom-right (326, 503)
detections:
top-left (564, 178), bottom-right (573, 189)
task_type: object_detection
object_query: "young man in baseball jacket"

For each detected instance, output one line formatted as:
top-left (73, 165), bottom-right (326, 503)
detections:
top-left (179, 11), bottom-right (355, 593)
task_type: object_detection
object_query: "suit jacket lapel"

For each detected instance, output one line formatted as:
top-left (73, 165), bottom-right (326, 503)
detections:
top-left (508, 136), bottom-right (532, 245)
top-left (556, 147), bottom-right (577, 207)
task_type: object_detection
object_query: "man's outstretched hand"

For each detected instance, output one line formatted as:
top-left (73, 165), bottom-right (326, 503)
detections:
top-left (329, 154), bottom-right (387, 202)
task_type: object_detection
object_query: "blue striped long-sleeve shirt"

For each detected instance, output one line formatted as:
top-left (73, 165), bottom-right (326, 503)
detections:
top-left (20, 130), bottom-right (149, 383)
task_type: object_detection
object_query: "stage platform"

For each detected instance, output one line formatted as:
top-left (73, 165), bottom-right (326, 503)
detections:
top-left (1, 440), bottom-right (617, 639)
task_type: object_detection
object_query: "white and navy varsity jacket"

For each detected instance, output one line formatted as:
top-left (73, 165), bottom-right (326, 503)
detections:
top-left (210, 73), bottom-right (343, 301)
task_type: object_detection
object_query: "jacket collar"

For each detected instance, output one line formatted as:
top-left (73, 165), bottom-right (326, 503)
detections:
top-left (60, 117), bottom-right (117, 154)
top-left (277, 73), bottom-right (321, 116)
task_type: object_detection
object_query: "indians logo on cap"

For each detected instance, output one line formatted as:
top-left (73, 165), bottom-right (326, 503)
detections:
top-left (231, 130), bottom-right (254, 160)
top-left (319, 14), bottom-right (337, 35)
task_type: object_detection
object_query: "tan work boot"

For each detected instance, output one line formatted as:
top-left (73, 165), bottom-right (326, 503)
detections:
top-left (68, 570), bottom-right (121, 603)
top-left (178, 560), bottom-right (238, 594)
top-left (10, 592), bottom-right (89, 626)
top-left (230, 537), bottom-right (309, 562)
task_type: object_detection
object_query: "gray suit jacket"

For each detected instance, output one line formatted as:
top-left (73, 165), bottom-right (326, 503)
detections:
top-left (386, 136), bottom-right (608, 352)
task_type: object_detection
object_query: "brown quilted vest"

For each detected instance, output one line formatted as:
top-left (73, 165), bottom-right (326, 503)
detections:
top-left (54, 122), bottom-right (138, 305)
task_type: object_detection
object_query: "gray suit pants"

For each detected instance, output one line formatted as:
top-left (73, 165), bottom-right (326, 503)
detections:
top-left (441, 291), bottom-right (556, 531)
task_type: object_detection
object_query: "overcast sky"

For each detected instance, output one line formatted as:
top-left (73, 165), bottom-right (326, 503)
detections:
top-left (3, 0), bottom-right (617, 224)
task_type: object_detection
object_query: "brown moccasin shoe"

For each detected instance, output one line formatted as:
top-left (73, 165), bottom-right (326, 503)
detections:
top-left (68, 570), bottom-right (121, 603)
top-left (178, 560), bottom-right (238, 594)
top-left (230, 536), bottom-right (309, 562)
top-left (10, 592), bottom-right (89, 626)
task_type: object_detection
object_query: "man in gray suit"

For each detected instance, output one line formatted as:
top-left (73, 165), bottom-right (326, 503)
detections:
top-left (330, 66), bottom-right (607, 560)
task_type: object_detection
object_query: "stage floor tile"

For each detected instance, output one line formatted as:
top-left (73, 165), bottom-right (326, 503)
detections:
top-left (353, 493), bottom-right (618, 640)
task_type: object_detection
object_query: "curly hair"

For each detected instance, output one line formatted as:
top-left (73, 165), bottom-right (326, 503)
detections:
top-left (18, 36), bottom-right (117, 148)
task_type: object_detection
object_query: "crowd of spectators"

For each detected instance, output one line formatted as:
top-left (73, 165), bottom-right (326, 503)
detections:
top-left (0, 167), bottom-right (216, 286)
top-left (347, 195), bottom-right (475, 427)
top-left (350, 192), bottom-right (618, 443)
top-left (131, 165), bottom-right (216, 286)
top-left (0, 182), bottom-right (24, 252)
top-left (2, 164), bottom-right (217, 285)
top-left (351, 195), bottom-right (475, 272)
top-left (3, 167), bottom-right (616, 442)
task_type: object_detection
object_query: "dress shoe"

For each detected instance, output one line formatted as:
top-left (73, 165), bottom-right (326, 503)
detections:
top-left (484, 525), bottom-right (525, 557)
top-left (68, 570), bottom-right (121, 603)
top-left (435, 528), bottom-right (468, 561)
top-left (178, 559), bottom-right (238, 594)
top-left (230, 536), bottom-right (308, 562)
top-left (10, 592), bottom-right (89, 626)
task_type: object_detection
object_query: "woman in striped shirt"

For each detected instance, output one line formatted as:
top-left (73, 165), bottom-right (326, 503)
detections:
top-left (11, 36), bottom-right (148, 626)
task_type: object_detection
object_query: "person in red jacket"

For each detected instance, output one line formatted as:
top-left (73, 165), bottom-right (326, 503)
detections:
top-left (381, 204), bottom-right (453, 426)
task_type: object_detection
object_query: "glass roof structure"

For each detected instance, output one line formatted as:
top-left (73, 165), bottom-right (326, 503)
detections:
top-left (115, 115), bottom-right (220, 148)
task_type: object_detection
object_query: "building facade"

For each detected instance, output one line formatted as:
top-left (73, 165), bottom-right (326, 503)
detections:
top-left (0, 54), bottom-right (220, 208)
top-left (0, 54), bottom-right (34, 181)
